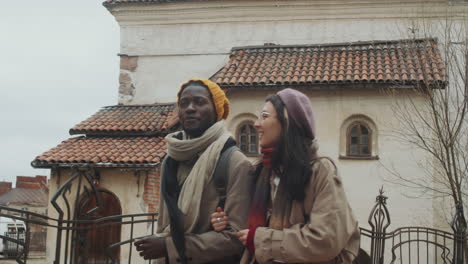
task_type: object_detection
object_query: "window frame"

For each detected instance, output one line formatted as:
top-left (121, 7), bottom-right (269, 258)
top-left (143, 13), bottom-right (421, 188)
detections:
top-left (346, 121), bottom-right (372, 157)
top-left (339, 114), bottom-right (379, 160)
top-left (236, 121), bottom-right (259, 156)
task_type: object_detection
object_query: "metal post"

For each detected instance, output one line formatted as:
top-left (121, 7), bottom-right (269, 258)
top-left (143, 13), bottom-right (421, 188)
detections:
top-left (451, 203), bottom-right (466, 264)
top-left (368, 187), bottom-right (391, 264)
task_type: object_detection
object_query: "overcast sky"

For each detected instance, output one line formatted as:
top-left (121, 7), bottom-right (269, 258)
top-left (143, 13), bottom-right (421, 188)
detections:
top-left (0, 1), bottom-right (120, 184)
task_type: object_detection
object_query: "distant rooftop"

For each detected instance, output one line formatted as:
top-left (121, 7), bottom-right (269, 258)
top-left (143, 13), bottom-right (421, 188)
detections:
top-left (0, 188), bottom-right (48, 207)
top-left (0, 176), bottom-right (48, 207)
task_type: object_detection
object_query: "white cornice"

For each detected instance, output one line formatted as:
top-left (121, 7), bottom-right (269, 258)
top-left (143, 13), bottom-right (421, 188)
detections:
top-left (107, 0), bottom-right (467, 25)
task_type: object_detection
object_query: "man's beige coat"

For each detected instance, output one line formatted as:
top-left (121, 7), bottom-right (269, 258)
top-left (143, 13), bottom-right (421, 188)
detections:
top-left (156, 151), bottom-right (254, 264)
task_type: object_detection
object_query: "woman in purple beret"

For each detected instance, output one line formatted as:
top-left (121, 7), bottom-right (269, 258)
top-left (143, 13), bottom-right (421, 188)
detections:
top-left (211, 88), bottom-right (360, 264)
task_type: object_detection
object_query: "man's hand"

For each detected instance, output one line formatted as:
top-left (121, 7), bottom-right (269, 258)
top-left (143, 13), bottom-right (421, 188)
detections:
top-left (134, 236), bottom-right (167, 260)
top-left (211, 207), bottom-right (229, 232)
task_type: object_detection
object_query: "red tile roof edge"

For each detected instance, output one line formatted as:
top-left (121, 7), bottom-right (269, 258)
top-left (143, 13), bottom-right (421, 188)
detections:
top-left (69, 129), bottom-right (170, 137)
top-left (31, 136), bottom-right (167, 169)
top-left (31, 161), bottom-right (161, 169)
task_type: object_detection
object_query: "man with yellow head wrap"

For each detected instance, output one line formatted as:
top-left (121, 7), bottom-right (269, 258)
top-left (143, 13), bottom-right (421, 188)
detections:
top-left (135, 79), bottom-right (254, 264)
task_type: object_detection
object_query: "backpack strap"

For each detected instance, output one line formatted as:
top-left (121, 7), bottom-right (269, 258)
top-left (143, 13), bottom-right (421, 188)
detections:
top-left (213, 138), bottom-right (239, 209)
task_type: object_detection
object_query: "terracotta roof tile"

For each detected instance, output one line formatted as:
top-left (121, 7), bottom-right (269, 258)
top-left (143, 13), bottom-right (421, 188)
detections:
top-left (211, 38), bottom-right (447, 89)
top-left (33, 104), bottom-right (179, 168)
top-left (32, 136), bottom-right (166, 168)
top-left (70, 104), bottom-right (178, 136)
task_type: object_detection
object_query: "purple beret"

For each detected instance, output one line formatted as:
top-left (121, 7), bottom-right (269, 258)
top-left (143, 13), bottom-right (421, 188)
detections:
top-left (277, 88), bottom-right (316, 139)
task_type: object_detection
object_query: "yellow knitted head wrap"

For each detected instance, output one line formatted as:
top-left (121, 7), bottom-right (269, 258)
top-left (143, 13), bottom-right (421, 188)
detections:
top-left (178, 78), bottom-right (230, 121)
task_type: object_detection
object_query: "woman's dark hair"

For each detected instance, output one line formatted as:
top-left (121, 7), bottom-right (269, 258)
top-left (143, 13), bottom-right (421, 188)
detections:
top-left (266, 95), bottom-right (314, 201)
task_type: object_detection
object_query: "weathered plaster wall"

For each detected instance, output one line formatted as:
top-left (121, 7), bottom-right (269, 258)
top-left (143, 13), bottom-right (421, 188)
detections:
top-left (108, 0), bottom-right (466, 103)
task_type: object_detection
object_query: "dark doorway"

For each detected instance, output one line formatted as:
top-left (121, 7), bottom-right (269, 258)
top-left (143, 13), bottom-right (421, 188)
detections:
top-left (75, 188), bottom-right (122, 264)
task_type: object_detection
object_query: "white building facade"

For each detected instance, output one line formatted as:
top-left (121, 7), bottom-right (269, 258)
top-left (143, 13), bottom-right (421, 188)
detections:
top-left (104, 0), bottom-right (468, 231)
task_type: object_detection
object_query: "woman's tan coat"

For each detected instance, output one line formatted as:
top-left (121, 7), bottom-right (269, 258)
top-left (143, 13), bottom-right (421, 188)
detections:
top-left (241, 158), bottom-right (360, 264)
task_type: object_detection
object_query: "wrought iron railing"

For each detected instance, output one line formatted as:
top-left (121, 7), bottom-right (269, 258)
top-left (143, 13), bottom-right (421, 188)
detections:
top-left (2, 231), bottom-right (25, 259)
top-left (0, 167), bottom-right (159, 264)
top-left (359, 188), bottom-right (466, 264)
top-left (0, 206), bottom-right (158, 264)
top-left (0, 168), bottom-right (466, 263)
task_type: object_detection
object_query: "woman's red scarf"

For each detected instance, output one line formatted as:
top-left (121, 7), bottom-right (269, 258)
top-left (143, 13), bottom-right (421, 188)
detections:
top-left (247, 148), bottom-right (273, 228)
top-left (261, 147), bottom-right (274, 169)
top-left (245, 148), bottom-right (274, 253)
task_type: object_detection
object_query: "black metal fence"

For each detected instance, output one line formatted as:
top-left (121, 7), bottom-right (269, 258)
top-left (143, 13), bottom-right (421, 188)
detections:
top-left (0, 168), bottom-right (159, 264)
top-left (2, 231), bottom-right (25, 259)
top-left (0, 206), bottom-right (158, 264)
top-left (0, 168), bottom-right (466, 263)
top-left (359, 189), bottom-right (466, 264)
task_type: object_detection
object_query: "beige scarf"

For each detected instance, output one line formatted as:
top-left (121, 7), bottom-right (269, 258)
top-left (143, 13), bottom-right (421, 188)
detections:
top-left (163, 120), bottom-right (231, 232)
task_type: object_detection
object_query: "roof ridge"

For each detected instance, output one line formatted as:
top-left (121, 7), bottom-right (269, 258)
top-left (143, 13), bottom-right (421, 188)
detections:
top-left (103, 0), bottom-right (213, 8)
top-left (102, 103), bottom-right (176, 108)
top-left (230, 38), bottom-right (437, 51)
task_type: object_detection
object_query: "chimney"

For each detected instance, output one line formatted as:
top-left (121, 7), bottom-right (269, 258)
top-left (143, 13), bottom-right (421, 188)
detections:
top-left (0, 182), bottom-right (12, 196)
top-left (16, 176), bottom-right (47, 189)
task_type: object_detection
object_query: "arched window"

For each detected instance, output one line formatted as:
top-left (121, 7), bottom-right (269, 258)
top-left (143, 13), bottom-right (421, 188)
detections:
top-left (237, 122), bottom-right (259, 155)
top-left (340, 115), bottom-right (378, 160)
top-left (347, 122), bottom-right (371, 156)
